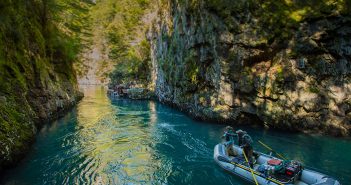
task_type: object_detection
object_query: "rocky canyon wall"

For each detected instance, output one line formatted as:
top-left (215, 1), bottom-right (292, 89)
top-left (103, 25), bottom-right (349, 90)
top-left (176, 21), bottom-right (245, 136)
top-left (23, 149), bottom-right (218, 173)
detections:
top-left (0, 1), bottom-right (83, 171)
top-left (149, 0), bottom-right (351, 136)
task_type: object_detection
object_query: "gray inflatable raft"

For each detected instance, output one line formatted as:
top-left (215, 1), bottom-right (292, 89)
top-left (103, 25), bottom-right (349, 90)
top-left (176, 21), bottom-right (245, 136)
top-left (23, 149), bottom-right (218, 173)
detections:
top-left (214, 144), bottom-right (341, 185)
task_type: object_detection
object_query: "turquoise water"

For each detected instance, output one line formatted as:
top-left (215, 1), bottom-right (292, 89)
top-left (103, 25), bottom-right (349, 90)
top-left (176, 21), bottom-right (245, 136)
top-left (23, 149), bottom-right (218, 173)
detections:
top-left (1, 86), bottom-right (350, 185)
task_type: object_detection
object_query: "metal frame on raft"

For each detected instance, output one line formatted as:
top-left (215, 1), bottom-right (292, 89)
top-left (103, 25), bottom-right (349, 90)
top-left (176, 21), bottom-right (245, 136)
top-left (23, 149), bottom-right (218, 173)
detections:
top-left (217, 154), bottom-right (295, 185)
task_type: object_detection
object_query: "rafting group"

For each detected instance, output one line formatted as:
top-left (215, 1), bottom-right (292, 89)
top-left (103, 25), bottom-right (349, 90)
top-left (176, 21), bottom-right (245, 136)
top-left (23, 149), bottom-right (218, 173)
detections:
top-left (213, 126), bottom-right (341, 185)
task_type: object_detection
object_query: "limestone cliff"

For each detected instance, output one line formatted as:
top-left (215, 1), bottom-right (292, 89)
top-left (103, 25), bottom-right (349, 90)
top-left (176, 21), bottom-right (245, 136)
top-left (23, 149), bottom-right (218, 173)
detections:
top-left (0, 1), bottom-right (83, 170)
top-left (149, 0), bottom-right (351, 136)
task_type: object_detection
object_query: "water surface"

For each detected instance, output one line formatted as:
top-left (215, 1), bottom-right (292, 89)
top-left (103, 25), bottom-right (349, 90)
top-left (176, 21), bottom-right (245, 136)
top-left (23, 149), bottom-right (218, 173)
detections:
top-left (2, 86), bottom-right (350, 184)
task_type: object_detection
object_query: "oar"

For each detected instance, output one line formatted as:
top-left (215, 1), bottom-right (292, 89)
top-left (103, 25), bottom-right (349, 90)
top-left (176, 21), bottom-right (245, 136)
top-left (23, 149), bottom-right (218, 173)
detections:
top-left (258, 140), bottom-right (287, 160)
top-left (242, 150), bottom-right (259, 185)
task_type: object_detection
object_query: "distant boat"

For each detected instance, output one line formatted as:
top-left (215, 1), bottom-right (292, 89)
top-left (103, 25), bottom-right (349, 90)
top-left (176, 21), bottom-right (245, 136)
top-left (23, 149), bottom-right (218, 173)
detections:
top-left (214, 143), bottom-right (341, 185)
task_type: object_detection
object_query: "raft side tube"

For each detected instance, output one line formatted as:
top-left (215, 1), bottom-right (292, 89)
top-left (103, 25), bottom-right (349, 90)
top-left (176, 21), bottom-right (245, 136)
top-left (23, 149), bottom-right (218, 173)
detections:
top-left (301, 169), bottom-right (341, 185)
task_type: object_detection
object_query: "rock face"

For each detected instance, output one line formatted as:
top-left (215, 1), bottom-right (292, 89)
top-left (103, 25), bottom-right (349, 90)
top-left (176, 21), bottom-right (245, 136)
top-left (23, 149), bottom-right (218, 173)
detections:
top-left (149, 0), bottom-right (351, 136)
top-left (127, 88), bottom-right (155, 100)
top-left (0, 1), bottom-right (83, 170)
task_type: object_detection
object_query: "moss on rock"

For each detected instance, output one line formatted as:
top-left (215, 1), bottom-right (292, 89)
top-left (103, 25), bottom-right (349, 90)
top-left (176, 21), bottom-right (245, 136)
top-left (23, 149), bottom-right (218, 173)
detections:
top-left (0, 0), bottom-right (84, 171)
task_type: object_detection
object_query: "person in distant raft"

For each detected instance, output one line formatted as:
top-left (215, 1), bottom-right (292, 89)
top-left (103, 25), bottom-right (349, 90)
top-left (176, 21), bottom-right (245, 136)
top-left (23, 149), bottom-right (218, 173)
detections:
top-left (222, 126), bottom-right (236, 156)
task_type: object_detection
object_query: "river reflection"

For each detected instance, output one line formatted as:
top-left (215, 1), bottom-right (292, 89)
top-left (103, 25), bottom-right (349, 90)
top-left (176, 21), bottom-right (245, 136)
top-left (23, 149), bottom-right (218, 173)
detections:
top-left (70, 86), bottom-right (164, 184)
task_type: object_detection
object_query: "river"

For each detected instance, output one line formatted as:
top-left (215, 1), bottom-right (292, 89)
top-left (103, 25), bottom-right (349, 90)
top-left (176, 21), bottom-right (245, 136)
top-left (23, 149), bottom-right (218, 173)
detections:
top-left (1, 86), bottom-right (350, 185)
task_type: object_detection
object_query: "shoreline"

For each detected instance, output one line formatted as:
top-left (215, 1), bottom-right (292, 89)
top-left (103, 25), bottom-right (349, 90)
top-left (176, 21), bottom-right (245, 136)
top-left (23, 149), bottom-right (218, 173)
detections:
top-left (0, 92), bottom-right (84, 175)
top-left (108, 90), bottom-right (350, 138)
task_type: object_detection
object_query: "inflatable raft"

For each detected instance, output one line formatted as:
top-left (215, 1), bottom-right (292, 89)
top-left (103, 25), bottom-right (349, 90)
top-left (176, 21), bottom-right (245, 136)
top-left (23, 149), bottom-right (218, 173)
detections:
top-left (214, 144), bottom-right (341, 185)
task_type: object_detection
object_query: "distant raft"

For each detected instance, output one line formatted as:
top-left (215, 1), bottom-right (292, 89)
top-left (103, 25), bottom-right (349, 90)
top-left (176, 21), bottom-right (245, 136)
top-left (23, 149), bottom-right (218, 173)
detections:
top-left (214, 144), bottom-right (341, 185)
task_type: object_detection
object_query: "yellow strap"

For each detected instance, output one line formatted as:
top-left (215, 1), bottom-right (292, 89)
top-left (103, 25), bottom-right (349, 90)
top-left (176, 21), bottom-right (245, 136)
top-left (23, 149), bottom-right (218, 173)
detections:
top-left (258, 140), bottom-right (272, 150)
top-left (258, 140), bottom-right (287, 160)
top-left (242, 150), bottom-right (259, 185)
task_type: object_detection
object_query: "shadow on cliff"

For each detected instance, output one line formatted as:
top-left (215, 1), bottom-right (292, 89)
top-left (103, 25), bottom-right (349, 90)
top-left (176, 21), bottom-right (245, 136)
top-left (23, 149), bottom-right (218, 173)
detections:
top-left (227, 0), bottom-right (351, 136)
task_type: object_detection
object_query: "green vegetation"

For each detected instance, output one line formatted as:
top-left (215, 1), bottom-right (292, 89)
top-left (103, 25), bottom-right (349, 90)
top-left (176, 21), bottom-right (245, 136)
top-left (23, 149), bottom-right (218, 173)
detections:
top-left (309, 86), bottom-right (320, 94)
top-left (0, 0), bottom-right (92, 169)
top-left (109, 40), bottom-right (151, 85)
top-left (0, 0), bottom-right (93, 88)
top-left (184, 50), bottom-right (200, 84)
top-left (87, 0), bottom-right (154, 87)
top-left (202, 0), bottom-right (350, 40)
